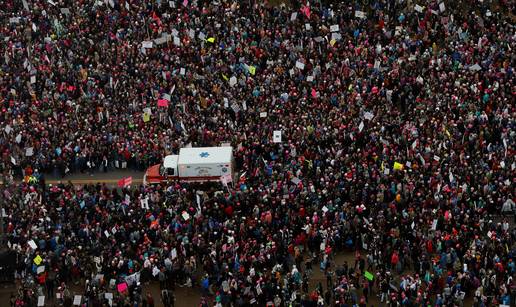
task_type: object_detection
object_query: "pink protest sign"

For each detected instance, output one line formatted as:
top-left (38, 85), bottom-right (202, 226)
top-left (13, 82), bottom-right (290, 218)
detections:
top-left (117, 282), bottom-right (128, 293)
top-left (157, 99), bottom-right (169, 107)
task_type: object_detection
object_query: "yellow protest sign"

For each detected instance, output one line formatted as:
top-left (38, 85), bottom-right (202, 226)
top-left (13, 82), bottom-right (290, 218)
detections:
top-left (330, 39), bottom-right (336, 46)
top-left (393, 162), bottom-right (404, 171)
top-left (34, 255), bottom-right (43, 265)
top-left (222, 74), bottom-right (229, 81)
top-left (206, 37), bottom-right (215, 43)
top-left (249, 65), bottom-right (256, 75)
top-left (143, 113), bottom-right (150, 122)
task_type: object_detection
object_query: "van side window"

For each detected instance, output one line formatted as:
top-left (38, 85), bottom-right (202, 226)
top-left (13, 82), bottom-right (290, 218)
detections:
top-left (167, 168), bottom-right (175, 176)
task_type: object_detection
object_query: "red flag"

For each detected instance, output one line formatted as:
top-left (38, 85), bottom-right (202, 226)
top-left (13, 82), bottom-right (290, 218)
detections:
top-left (117, 178), bottom-right (125, 187)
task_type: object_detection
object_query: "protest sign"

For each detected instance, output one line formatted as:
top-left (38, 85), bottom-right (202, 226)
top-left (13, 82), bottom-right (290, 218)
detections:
top-left (273, 131), bottom-right (282, 143)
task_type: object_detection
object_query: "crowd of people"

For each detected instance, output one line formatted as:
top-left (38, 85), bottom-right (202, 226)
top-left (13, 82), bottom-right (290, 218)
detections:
top-left (1, 0), bottom-right (515, 306)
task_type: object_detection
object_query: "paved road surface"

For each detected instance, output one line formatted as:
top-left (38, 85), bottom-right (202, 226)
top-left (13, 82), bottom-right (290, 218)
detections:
top-left (1, 170), bottom-right (145, 187)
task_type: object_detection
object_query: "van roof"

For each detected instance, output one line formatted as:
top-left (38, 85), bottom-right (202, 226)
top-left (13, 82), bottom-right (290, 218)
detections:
top-left (178, 147), bottom-right (233, 165)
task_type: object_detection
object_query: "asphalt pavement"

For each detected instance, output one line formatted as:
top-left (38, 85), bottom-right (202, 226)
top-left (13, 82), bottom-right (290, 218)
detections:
top-left (1, 170), bottom-right (146, 187)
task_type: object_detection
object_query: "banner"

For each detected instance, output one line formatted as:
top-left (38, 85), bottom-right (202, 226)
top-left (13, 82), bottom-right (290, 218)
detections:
top-left (118, 177), bottom-right (132, 188)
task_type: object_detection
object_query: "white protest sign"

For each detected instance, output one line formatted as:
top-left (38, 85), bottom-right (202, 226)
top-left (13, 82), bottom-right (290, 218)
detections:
top-left (73, 295), bottom-right (81, 306)
top-left (439, 2), bottom-right (445, 12)
top-left (229, 76), bottom-right (237, 87)
top-left (231, 103), bottom-right (240, 113)
top-left (37, 296), bottom-right (45, 307)
top-left (364, 112), bottom-right (374, 120)
top-left (355, 11), bottom-right (366, 19)
top-left (5, 125), bottom-right (12, 134)
top-left (16, 134), bottom-right (22, 143)
top-left (173, 36), bottom-right (181, 46)
top-left (180, 68), bottom-right (186, 75)
top-left (384, 168), bottom-right (390, 175)
top-left (30, 75), bottom-right (36, 84)
top-left (142, 41), bottom-right (153, 49)
top-left (469, 64), bottom-right (481, 71)
top-left (415, 5), bottom-right (424, 13)
top-left (260, 112), bottom-right (267, 118)
top-left (358, 121), bottom-right (364, 132)
top-left (28, 240), bottom-right (37, 249)
top-left (330, 25), bottom-right (339, 32)
top-left (290, 12), bottom-right (297, 21)
top-left (295, 61), bottom-right (305, 70)
top-left (305, 23), bottom-right (311, 30)
top-left (182, 211), bottom-right (190, 220)
top-left (11, 156), bottom-right (16, 165)
top-left (26, 147), bottom-right (34, 156)
top-left (37, 266), bottom-right (45, 274)
top-left (273, 131), bottom-right (282, 143)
